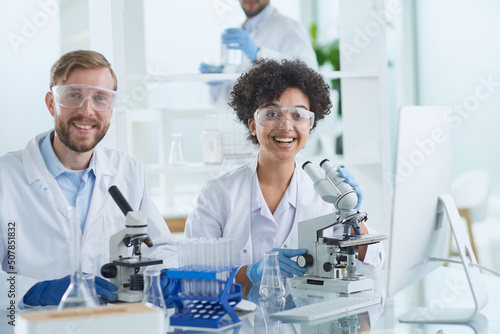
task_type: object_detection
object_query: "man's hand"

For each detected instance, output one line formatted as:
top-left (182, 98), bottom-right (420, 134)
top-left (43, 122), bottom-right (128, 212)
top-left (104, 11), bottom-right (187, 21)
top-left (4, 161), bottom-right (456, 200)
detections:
top-left (222, 28), bottom-right (259, 61)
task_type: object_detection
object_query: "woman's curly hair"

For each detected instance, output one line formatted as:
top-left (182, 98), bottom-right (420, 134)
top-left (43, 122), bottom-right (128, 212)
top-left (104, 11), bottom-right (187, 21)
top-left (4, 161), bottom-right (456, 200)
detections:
top-left (229, 59), bottom-right (332, 145)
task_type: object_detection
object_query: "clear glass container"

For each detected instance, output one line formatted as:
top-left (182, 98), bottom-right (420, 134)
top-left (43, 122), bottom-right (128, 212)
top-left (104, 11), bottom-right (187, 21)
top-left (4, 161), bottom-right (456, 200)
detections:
top-left (58, 206), bottom-right (96, 309)
top-left (260, 296), bottom-right (286, 334)
top-left (259, 251), bottom-right (286, 298)
top-left (142, 270), bottom-right (167, 316)
top-left (168, 133), bottom-right (186, 165)
top-left (220, 39), bottom-right (242, 67)
top-left (83, 273), bottom-right (100, 305)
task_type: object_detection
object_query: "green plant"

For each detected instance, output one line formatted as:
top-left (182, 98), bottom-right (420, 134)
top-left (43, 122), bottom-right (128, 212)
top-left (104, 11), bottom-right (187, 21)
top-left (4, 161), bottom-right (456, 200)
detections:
top-left (310, 23), bottom-right (341, 115)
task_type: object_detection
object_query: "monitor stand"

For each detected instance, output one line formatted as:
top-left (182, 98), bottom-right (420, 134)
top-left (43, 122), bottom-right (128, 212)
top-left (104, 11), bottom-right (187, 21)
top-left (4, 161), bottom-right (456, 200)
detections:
top-left (399, 193), bottom-right (489, 323)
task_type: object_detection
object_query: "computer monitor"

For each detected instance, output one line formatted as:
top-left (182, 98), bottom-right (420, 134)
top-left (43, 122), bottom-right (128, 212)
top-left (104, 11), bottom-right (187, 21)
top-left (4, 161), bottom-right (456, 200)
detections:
top-left (386, 106), bottom-right (488, 323)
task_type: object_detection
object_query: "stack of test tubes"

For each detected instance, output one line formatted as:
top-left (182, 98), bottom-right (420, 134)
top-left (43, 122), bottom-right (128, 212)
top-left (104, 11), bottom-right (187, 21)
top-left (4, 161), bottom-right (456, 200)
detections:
top-left (205, 113), bottom-right (256, 162)
top-left (176, 238), bottom-right (234, 298)
top-left (167, 238), bottom-right (242, 329)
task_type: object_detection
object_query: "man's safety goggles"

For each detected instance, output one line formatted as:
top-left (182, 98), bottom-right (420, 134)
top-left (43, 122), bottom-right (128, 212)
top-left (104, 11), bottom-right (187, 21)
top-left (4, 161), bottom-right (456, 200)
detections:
top-left (254, 106), bottom-right (315, 131)
top-left (51, 84), bottom-right (118, 112)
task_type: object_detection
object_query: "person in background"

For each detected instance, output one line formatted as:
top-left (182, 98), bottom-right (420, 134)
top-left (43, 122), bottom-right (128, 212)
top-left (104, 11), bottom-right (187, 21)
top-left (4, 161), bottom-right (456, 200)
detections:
top-left (200, 0), bottom-right (318, 109)
top-left (0, 50), bottom-right (177, 308)
top-left (186, 59), bottom-right (384, 284)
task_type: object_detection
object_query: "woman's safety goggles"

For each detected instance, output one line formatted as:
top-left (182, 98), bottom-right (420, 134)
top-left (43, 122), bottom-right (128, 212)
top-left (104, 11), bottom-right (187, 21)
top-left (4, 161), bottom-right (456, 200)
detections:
top-left (254, 106), bottom-right (315, 131)
top-left (51, 84), bottom-right (118, 112)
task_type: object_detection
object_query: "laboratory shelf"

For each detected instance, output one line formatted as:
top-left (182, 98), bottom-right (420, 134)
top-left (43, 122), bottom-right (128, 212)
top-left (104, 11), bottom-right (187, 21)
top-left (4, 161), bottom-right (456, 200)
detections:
top-left (146, 156), bottom-right (381, 175)
top-left (126, 70), bottom-right (379, 83)
top-left (146, 162), bottom-right (244, 174)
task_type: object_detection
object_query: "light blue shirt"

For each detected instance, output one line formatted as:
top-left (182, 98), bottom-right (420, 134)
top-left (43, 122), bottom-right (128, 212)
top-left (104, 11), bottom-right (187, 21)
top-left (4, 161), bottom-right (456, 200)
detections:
top-left (250, 166), bottom-right (298, 261)
top-left (39, 131), bottom-right (96, 234)
top-left (242, 5), bottom-right (271, 33)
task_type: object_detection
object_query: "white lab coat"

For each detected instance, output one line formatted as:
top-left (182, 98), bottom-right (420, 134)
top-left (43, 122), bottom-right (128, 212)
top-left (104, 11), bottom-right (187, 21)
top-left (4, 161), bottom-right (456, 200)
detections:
top-left (213, 6), bottom-right (318, 111)
top-left (241, 5), bottom-right (318, 71)
top-left (185, 156), bottom-right (384, 273)
top-left (0, 131), bottom-right (178, 305)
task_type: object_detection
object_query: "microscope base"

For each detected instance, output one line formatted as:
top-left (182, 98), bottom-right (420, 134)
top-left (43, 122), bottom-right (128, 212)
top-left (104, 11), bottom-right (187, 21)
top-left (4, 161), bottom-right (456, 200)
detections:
top-left (292, 276), bottom-right (374, 294)
top-left (116, 289), bottom-right (143, 302)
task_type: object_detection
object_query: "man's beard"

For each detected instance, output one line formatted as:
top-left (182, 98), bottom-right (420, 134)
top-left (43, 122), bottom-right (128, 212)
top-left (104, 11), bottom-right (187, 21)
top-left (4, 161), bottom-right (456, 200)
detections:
top-left (54, 115), bottom-right (109, 153)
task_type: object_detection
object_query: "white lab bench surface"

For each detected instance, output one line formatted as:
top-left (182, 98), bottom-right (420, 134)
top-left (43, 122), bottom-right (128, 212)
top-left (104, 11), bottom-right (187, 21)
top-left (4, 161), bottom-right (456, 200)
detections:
top-left (2, 266), bottom-right (499, 333)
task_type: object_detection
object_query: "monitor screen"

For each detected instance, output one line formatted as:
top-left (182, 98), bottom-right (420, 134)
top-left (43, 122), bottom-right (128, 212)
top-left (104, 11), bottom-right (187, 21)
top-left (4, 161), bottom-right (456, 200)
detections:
top-left (386, 106), bottom-right (453, 298)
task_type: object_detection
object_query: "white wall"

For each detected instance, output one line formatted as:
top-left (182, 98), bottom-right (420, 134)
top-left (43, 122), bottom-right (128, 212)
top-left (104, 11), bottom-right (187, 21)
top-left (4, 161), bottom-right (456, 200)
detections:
top-left (0, 0), bottom-right (60, 155)
top-left (416, 0), bottom-right (500, 193)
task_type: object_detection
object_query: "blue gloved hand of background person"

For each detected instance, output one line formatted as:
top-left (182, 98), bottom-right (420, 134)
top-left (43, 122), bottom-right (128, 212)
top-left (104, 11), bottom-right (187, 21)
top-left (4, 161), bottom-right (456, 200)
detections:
top-left (199, 62), bottom-right (224, 74)
top-left (222, 28), bottom-right (259, 62)
top-left (199, 62), bottom-right (223, 87)
top-left (246, 248), bottom-right (307, 284)
top-left (23, 275), bottom-right (117, 307)
top-left (337, 167), bottom-right (363, 210)
top-left (160, 269), bottom-right (177, 308)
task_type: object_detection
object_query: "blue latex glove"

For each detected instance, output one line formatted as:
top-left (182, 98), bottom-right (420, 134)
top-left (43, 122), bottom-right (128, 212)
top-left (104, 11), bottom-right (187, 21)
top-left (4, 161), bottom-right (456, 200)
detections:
top-left (199, 62), bottom-right (223, 74)
top-left (94, 276), bottom-right (119, 304)
top-left (160, 269), bottom-right (177, 308)
top-left (24, 275), bottom-right (117, 307)
top-left (199, 62), bottom-right (223, 87)
top-left (246, 248), bottom-right (307, 284)
top-left (222, 28), bottom-right (259, 62)
top-left (337, 167), bottom-right (363, 210)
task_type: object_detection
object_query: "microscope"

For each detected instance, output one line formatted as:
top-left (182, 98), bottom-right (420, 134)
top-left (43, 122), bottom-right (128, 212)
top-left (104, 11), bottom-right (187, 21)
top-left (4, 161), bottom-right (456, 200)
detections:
top-left (292, 159), bottom-right (387, 294)
top-left (100, 186), bottom-right (163, 302)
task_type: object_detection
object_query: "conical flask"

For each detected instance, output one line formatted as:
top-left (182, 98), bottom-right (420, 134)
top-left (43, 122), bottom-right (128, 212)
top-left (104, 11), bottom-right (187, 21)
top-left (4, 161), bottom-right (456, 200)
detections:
top-left (259, 251), bottom-right (286, 298)
top-left (142, 270), bottom-right (167, 316)
top-left (58, 206), bottom-right (96, 309)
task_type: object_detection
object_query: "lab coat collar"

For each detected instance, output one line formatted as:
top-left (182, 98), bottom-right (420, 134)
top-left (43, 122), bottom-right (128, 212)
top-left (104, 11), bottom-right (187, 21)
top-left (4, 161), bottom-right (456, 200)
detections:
top-left (250, 5), bottom-right (277, 35)
top-left (39, 131), bottom-right (97, 180)
top-left (250, 163), bottom-right (298, 214)
top-left (93, 144), bottom-right (117, 177)
top-left (23, 131), bottom-right (116, 185)
top-left (243, 5), bottom-right (272, 33)
top-left (23, 131), bottom-right (53, 184)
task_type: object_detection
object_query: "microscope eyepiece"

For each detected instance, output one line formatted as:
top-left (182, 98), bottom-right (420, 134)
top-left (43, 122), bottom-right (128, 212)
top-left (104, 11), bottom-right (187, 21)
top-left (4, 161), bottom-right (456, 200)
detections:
top-left (109, 185), bottom-right (133, 216)
top-left (319, 158), bottom-right (330, 167)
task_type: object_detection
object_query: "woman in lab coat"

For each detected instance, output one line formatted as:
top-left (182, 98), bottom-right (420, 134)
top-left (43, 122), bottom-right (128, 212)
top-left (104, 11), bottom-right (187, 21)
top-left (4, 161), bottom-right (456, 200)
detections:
top-left (185, 59), bottom-right (384, 284)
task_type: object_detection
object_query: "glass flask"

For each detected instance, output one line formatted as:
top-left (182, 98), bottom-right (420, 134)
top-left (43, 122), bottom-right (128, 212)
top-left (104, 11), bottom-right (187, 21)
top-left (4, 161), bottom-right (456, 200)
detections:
top-left (58, 206), bottom-right (96, 309)
top-left (259, 251), bottom-right (286, 298)
top-left (142, 270), bottom-right (167, 316)
top-left (260, 296), bottom-right (286, 334)
top-left (168, 133), bottom-right (186, 165)
top-left (82, 273), bottom-right (100, 305)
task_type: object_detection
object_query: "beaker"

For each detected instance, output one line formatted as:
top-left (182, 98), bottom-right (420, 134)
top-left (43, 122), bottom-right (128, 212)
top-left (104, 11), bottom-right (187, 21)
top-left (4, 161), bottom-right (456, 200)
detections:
top-left (259, 251), bottom-right (286, 298)
top-left (220, 37), bottom-right (242, 68)
top-left (142, 270), bottom-right (167, 316)
top-left (200, 129), bottom-right (223, 165)
top-left (168, 133), bottom-right (186, 165)
top-left (58, 206), bottom-right (97, 309)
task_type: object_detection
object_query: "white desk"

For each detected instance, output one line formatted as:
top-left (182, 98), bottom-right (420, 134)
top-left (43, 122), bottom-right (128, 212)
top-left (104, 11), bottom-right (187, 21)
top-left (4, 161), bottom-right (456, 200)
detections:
top-left (2, 266), bottom-right (499, 333)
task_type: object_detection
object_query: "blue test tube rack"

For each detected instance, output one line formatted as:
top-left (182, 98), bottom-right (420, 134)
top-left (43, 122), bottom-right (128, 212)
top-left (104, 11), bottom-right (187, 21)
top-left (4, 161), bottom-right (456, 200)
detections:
top-left (167, 266), bottom-right (242, 329)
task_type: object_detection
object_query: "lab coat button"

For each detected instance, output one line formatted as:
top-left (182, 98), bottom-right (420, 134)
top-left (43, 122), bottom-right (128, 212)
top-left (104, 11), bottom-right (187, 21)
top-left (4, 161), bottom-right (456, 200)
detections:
top-left (242, 249), bottom-right (247, 254)
top-left (283, 244), bottom-right (288, 248)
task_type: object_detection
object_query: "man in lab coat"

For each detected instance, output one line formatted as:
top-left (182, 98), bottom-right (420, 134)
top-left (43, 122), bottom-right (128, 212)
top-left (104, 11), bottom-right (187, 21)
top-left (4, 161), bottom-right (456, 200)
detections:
top-left (202, 0), bottom-right (318, 109)
top-left (0, 50), bottom-right (177, 309)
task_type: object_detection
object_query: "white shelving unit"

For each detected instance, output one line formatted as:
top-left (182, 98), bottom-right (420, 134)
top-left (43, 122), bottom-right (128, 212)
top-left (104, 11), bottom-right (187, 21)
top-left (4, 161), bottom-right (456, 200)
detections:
top-left (84, 0), bottom-right (391, 233)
